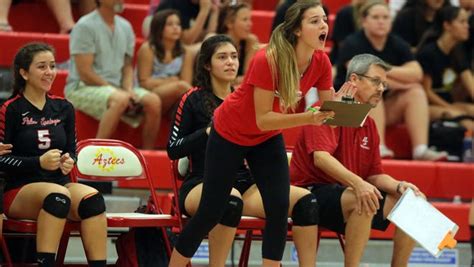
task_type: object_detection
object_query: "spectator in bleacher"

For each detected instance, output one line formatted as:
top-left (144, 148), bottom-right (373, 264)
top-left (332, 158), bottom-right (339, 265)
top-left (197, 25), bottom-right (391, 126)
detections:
top-left (66, 0), bottom-right (161, 150)
top-left (168, 34), bottom-right (319, 267)
top-left (151, 0), bottom-right (220, 45)
top-left (217, 3), bottom-right (259, 84)
top-left (291, 53), bottom-right (420, 267)
top-left (168, 2), bottom-right (336, 266)
top-left (137, 9), bottom-right (193, 121)
top-left (271, 0), bottom-right (329, 31)
top-left (392, 0), bottom-right (451, 52)
top-left (0, 0), bottom-right (76, 33)
top-left (330, 0), bottom-right (367, 63)
top-left (417, 5), bottom-right (474, 131)
top-left (0, 43), bottom-right (107, 267)
top-left (335, 0), bottom-right (448, 161)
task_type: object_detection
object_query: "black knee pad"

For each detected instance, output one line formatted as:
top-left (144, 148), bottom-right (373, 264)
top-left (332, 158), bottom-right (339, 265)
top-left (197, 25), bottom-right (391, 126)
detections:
top-left (292, 193), bottom-right (319, 226)
top-left (219, 195), bottom-right (243, 227)
top-left (43, 193), bottom-right (71, 219)
top-left (78, 193), bottom-right (106, 219)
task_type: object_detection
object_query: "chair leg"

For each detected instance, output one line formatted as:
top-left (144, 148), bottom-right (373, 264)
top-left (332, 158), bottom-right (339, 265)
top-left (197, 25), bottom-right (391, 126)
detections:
top-left (0, 236), bottom-right (13, 267)
top-left (238, 230), bottom-right (253, 267)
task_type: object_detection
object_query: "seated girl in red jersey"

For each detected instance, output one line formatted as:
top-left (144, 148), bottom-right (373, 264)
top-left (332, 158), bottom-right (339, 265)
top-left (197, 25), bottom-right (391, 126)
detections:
top-left (168, 34), bottom-right (320, 266)
top-left (168, 1), bottom-right (349, 266)
top-left (0, 43), bottom-right (107, 267)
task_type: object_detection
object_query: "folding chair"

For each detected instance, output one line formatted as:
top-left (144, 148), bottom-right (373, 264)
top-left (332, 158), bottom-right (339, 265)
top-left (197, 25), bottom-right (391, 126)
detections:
top-left (70, 139), bottom-right (179, 260)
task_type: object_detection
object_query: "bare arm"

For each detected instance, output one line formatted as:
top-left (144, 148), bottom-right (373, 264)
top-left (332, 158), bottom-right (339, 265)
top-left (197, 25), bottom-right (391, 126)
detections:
top-left (254, 87), bottom-right (333, 131)
top-left (181, 0), bottom-right (211, 44)
top-left (74, 54), bottom-right (109, 86)
top-left (387, 60), bottom-right (423, 85)
top-left (367, 174), bottom-right (423, 196)
top-left (180, 46), bottom-right (195, 84)
top-left (422, 75), bottom-right (451, 107)
top-left (137, 42), bottom-right (175, 89)
top-left (122, 55), bottom-right (134, 92)
top-left (313, 151), bottom-right (382, 214)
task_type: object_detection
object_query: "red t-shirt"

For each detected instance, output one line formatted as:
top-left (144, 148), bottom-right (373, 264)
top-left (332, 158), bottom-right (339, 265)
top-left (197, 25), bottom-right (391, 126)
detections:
top-left (290, 117), bottom-right (383, 186)
top-left (214, 48), bottom-right (333, 146)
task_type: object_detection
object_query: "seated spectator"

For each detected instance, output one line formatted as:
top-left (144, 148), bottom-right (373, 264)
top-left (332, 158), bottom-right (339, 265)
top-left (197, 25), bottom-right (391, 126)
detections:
top-left (0, 43), bottom-right (107, 267)
top-left (217, 3), bottom-right (259, 84)
top-left (335, 0), bottom-right (448, 161)
top-left (147, 0), bottom-right (220, 44)
top-left (291, 53), bottom-right (420, 267)
top-left (392, 0), bottom-right (450, 52)
top-left (66, 0), bottom-right (161, 150)
top-left (417, 6), bottom-right (474, 130)
top-left (0, 0), bottom-right (75, 33)
top-left (330, 0), bottom-right (367, 63)
top-left (167, 34), bottom-right (319, 267)
top-left (137, 9), bottom-right (193, 117)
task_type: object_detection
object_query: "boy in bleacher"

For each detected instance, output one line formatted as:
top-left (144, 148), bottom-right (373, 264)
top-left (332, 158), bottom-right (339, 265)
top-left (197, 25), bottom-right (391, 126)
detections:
top-left (290, 54), bottom-right (420, 267)
top-left (65, 0), bottom-right (161, 149)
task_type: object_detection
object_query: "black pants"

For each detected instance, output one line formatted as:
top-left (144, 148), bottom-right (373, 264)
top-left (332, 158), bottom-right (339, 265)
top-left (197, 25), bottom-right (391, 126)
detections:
top-left (174, 128), bottom-right (290, 261)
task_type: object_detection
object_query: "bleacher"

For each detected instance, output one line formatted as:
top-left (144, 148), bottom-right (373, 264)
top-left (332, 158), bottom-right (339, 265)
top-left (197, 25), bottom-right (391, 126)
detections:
top-left (1, 0), bottom-right (472, 250)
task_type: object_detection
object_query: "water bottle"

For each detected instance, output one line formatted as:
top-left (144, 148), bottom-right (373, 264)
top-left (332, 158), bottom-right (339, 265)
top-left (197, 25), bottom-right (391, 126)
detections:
top-left (463, 130), bottom-right (473, 163)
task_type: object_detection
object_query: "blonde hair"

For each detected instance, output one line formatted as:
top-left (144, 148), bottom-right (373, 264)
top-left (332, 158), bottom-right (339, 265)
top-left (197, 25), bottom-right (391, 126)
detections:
top-left (266, 0), bottom-right (321, 111)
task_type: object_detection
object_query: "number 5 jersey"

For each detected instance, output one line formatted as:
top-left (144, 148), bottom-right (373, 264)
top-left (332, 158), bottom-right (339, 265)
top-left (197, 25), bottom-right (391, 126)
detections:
top-left (0, 94), bottom-right (76, 191)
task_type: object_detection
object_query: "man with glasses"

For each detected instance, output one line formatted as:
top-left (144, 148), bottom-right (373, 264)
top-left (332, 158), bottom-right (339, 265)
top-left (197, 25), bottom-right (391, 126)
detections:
top-left (290, 54), bottom-right (421, 266)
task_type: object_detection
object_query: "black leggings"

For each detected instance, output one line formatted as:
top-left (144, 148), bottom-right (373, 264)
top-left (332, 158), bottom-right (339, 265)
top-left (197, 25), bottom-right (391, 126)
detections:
top-left (174, 128), bottom-right (290, 261)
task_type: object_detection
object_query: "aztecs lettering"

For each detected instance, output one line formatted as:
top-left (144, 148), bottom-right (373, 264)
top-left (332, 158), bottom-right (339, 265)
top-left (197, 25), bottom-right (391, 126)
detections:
top-left (92, 148), bottom-right (125, 172)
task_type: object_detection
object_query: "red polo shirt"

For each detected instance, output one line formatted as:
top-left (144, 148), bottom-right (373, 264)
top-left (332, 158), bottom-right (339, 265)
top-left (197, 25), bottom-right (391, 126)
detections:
top-left (290, 117), bottom-right (383, 186)
top-left (213, 48), bottom-right (332, 146)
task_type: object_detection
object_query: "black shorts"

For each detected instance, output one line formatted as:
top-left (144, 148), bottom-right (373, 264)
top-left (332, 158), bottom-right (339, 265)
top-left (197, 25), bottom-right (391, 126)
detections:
top-left (178, 175), bottom-right (254, 217)
top-left (309, 183), bottom-right (390, 234)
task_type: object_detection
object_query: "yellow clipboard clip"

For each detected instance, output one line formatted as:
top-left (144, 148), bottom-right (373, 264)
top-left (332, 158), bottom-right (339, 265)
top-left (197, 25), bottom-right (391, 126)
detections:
top-left (437, 231), bottom-right (457, 250)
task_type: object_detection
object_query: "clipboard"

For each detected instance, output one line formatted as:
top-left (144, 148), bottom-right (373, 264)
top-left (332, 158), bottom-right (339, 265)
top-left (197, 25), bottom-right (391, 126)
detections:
top-left (387, 188), bottom-right (458, 257)
top-left (319, 101), bottom-right (372, 127)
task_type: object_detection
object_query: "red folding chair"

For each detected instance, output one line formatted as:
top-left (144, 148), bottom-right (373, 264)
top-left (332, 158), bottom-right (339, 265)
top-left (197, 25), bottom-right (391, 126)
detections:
top-left (70, 139), bottom-right (179, 259)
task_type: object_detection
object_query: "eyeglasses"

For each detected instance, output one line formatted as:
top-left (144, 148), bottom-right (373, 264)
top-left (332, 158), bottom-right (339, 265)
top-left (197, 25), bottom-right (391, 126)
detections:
top-left (357, 74), bottom-right (388, 90)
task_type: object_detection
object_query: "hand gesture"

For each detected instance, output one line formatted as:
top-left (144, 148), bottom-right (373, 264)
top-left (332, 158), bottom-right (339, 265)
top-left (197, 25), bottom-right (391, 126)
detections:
top-left (332, 82), bottom-right (357, 102)
top-left (59, 153), bottom-right (75, 175)
top-left (0, 143), bottom-right (12, 155)
top-left (40, 149), bottom-right (62, 171)
top-left (307, 107), bottom-right (335, 125)
top-left (353, 180), bottom-right (383, 215)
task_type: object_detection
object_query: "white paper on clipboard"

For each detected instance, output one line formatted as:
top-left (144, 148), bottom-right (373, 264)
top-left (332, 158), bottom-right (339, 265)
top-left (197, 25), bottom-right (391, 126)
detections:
top-left (387, 188), bottom-right (458, 257)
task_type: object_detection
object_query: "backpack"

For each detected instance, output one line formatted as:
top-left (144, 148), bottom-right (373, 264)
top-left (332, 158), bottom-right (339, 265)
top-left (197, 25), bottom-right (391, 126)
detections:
top-left (115, 199), bottom-right (175, 267)
top-left (429, 120), bottom-right (466, 161)
top-left (115, 227), bottom-right (170, 267)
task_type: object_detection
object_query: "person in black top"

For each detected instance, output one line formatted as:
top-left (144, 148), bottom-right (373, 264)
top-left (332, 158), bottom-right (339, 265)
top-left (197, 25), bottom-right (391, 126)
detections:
top-left (167, 35), bottom-right (319, 266)
top-left (392, 0), bottom-right (450, 52)
top-left (330, 0), bottom-right (367, 63)
top-left (336, 0), bottom-right (448, 161)
top-left (217, 3), bottom-right (259, 84)
top-left (156, 0), bottom-right (220, 44)
top-left (416, 6), bottom-right (474, 131)
top-left (0, 142), bottom-right (12, 240)
top-left (0, 43), bottom-right (107, 267)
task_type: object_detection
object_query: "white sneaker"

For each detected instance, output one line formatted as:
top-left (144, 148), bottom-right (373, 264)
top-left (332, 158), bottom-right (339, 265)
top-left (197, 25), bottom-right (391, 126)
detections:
top-left (380, 146), bottom-right (394, 159)
top-left (413, 148), bottom-right (448, 161)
